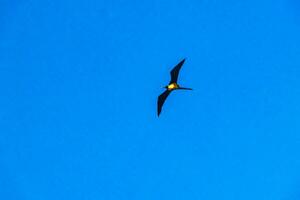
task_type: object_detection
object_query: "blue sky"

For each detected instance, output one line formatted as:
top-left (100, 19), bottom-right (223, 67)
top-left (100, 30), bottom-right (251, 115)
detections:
top-left (1, 0), bottom-right (300, 199)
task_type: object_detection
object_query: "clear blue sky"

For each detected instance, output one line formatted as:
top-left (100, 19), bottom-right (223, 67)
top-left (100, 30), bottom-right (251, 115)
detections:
top-left (1, 0), bottom-right (300, 199)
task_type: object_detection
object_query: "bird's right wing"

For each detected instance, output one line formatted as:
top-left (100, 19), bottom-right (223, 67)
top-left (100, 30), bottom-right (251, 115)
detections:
top-left (170, 58), bottom-right (185, 84)
top-left (157, 90), bottom-right (171, 116)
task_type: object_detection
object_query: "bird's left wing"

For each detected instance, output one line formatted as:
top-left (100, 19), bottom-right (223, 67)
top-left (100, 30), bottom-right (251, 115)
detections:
top-left (170, 58), bottom-right (185, 84)
top-left (157, 90), bottom-right (171, 116)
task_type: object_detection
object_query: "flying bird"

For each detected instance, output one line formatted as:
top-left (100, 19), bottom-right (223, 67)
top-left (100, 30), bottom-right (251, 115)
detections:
top-left (157, 58), bottom-right (192, 116)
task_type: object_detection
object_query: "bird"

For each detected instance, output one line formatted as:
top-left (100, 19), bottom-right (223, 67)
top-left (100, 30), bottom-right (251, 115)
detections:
top-left (157, 58), bottom-right (192, 116)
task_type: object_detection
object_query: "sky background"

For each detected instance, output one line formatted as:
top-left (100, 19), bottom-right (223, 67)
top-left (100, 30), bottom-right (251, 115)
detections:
top-left (1, 0), bottom-right (300, 199)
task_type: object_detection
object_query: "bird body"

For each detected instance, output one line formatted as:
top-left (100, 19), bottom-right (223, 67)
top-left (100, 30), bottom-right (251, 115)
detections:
top-left (167, 83), bottom-right (179, 90)
top-left (157, 58), bottom-right (192, 116)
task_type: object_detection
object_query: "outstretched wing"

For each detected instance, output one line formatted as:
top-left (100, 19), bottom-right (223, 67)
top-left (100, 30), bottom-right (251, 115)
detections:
top-left (157, 90), bottom-right (171, 116)
top-left (170, 58), bottom-right (185, 84)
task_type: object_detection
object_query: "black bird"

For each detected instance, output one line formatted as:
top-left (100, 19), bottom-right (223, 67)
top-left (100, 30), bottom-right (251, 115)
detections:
top-left (157, 58), bottom-right (192, 116)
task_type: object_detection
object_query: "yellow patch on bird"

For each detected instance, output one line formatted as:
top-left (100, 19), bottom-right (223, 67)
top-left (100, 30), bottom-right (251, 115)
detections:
top-left (167, 83), bottom-right (178, 90)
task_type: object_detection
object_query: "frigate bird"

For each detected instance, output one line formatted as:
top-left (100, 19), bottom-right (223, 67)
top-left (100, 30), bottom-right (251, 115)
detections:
top-left (157, 58), bottom-right (192, 116)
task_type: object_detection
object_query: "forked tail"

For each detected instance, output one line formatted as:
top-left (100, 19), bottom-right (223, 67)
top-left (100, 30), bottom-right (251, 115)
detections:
top-left (178, 87), bottom-right (193, 90)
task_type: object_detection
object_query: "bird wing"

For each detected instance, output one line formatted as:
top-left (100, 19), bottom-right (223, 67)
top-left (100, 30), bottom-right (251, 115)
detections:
top-left (170, 58), bottom-right (185, 84)
top-left (157, 90), bottom-right (171, 116)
